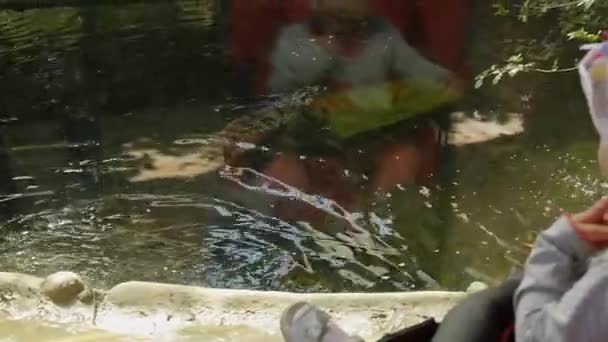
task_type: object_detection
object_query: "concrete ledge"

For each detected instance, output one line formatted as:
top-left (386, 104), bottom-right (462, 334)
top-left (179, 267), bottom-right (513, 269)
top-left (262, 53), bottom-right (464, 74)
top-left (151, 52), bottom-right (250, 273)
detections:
top-left (0, 272), bottom-right (470, 341)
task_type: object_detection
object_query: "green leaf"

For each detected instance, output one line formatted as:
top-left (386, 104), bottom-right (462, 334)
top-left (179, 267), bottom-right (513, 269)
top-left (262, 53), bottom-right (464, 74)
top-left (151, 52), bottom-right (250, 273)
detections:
top-left (492, 3), bottom-right (510, 16)
top-left (566, 28), bottom-right (600, 42)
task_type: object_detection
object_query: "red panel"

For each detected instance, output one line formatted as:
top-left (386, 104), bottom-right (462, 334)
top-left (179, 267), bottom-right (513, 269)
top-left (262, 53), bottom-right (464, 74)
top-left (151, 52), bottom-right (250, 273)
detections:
top-left (284, 0), bottom-right (313, 22)
top-left (371, 0), bottom-right (420, 47)
top-left (231, 0), bottom-right (286, 63)
top-left (419, 0), bottom-right (470, 77)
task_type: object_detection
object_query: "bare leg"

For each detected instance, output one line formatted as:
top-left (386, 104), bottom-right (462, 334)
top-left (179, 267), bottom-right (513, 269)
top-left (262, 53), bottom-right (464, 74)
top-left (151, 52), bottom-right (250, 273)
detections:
top-left (263, 154), bottom-right (322, 221)
top-left (372, 143), bottom-right (420, 192)
top-left (263, 154), bottom-right (311, 191)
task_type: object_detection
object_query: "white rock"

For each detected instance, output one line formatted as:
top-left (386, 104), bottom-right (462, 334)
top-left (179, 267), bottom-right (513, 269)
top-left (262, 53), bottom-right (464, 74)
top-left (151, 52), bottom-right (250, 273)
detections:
top-left (466, 281), bottom-right (489, 294)
top-left (41, 272), bottom-right (85, 305)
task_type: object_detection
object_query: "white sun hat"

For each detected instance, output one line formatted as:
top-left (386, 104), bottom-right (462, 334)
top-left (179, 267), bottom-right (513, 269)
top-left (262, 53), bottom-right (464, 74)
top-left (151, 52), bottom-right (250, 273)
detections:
top-left (580, 42), bottom-right (608, 140)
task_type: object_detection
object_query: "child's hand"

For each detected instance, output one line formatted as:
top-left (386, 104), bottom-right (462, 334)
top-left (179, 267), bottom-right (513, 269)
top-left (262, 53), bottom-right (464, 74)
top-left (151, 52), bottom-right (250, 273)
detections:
top-left (569, 197), bottom-right (608, 249)
top-left (598, 143), bottom-right (608, 176)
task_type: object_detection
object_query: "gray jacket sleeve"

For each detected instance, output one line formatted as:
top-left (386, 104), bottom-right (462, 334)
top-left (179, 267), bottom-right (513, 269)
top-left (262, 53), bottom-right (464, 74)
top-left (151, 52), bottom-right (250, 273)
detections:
top-left (514, 217), bottom-right (608, 342)
top-left (268, 25), bottom-right (335, 93)
top-left (387, 28), bottom-right (450, 84)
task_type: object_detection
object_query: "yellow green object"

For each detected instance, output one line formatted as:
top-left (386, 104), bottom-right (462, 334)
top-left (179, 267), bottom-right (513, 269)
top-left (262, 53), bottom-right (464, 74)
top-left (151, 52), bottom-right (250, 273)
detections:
top-left (310, 80), bottom-right (461, 139)
top-left (590, 58), bottom-right (608, 82)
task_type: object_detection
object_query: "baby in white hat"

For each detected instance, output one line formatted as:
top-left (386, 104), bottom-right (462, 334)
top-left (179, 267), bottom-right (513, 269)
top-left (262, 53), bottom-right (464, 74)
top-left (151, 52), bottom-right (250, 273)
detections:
top-left (580, 41), bottom-right (608, 173)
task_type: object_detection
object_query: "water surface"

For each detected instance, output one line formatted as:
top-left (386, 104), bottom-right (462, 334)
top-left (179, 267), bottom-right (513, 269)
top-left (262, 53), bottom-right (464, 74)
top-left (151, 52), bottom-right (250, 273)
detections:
top-left (0, 1), bottom-right (602, 294)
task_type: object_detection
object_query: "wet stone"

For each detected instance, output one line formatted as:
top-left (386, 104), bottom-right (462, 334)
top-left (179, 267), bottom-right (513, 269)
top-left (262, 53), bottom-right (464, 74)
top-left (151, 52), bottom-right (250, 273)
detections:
top-left (40, 272), bottom-right (86, 306)
top-left (0, 289), bottom-right (15, 303)
top-left (466, 281), bottom-right (489, 294)
top-left (77, 289), bottom-right (95, 305)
